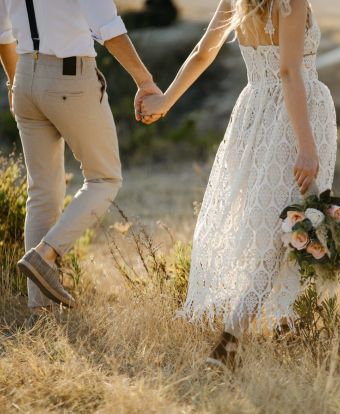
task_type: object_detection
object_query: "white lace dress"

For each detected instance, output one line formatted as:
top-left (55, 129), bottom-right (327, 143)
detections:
top-left (180, 4), bottom-right (338, 331)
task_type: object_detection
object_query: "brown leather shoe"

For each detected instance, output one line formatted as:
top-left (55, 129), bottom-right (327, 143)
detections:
top-left (206, 332), bottom-right (240, 370)
top-left (18, 249), bottom-right (75, 308)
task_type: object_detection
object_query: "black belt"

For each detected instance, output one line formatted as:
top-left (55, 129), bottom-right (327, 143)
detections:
top-left (25, 0), bottom-right (77, 76)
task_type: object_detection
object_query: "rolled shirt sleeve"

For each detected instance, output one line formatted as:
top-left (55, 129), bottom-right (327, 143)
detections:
top-left (0, 0), bottom-right (15, 44)
top-left (80, 0), bottom-right (127, 45)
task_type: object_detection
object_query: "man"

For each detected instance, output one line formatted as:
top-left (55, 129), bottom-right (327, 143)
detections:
top-left (0, 0), bottom-right (161, 316)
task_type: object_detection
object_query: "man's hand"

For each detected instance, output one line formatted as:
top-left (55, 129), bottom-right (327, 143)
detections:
top-left (0, 42), bottom-right (17, 115)
top-left (104, 35), bottom-right (163, 124)
top-left (134, 80), bottom-right (163, 123)
top-left (8, 88), bottom-right (14, 116)
top-left (140, 94), bottom-right (169, 125)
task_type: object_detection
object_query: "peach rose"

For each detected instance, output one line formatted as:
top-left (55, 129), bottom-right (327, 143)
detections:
top-left (327, 205), bottom-right (340, 222)
top-left (306, 241), bottom-right (326, 260)
top-left (291, 231), bottom-right (309, 250)
top-left (282, 211), bottom-right (305, 233)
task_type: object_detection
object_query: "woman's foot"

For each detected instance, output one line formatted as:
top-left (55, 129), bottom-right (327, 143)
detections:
top-left (206, 332), bottom-right (240, 370)
top-left (273, 322), bottom-right (297, 343)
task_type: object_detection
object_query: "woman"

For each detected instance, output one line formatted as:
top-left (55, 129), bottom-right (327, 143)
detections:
top-left (141, 0), bottom-right (337, 367)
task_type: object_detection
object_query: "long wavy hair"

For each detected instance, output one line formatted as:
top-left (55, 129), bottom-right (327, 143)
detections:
top-left (232, 1), bottom-right (271, 31)
top-left (224, 0), bottom-right (310, 42)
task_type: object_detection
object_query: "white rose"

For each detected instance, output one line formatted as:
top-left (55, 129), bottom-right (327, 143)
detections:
top-left (305, 208), bottom-right (325, 228)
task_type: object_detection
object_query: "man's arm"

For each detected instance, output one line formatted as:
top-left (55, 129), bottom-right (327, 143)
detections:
top-left (105, 34), bottom-right (153, 89)
top-left (0, 0), bottom-right (17, 111)
top-left (104, 34), bottom-right (162, 121)
top-left (80, 0), bottom-right (162, 121)
top-left (0, 42), bottom-right (17, 113)
top-left (0, 41), bottom-right (17, 84)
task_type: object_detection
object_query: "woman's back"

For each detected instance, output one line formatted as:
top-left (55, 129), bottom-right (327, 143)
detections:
top-left (236, 0), bottom-right (281, 47)
top-left (235, 1), bottom-right (320, 88)
top-left (180, 0), bottom-right (338, 334)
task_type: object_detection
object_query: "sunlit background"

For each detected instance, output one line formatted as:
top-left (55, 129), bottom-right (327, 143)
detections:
top-left (1, 0), bottom-right (339, 235)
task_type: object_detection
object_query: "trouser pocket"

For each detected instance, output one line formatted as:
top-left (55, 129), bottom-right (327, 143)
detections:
top-left (95, 68), bottom-right (107, 103)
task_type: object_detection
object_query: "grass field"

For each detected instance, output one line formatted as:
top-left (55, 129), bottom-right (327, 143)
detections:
top-left (1, 248), bottom-right (340, 414)
top-left (1, 156), bottom-right (340, 413)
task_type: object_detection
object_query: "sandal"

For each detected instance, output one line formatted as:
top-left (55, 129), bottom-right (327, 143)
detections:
top-left (206, 332), bottom-right (239, 370)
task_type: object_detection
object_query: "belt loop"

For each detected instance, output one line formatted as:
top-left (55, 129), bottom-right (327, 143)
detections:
top-left (81, 58), bottom-right (84, 75)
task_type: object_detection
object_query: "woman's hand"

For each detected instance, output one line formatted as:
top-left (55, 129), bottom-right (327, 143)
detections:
top-left (141, 95), bottom-right (170, 124)
top-left (294, 142), bottom-right (319, 195)
top-left (140, 94), bottom-right (169, 125)
top-left (134, 80), bottom-right (163, 122)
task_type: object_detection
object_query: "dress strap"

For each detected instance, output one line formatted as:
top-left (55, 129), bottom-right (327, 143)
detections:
top-left (264, 0), bottom-right (276, 45)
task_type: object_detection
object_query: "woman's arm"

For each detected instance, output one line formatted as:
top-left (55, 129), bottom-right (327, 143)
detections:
top-left (279, 0), bottom-right (318, 195)
top-left (0, 42), bottom-right (18, 113)
top-left (141, 0), bottom-right (232, 117)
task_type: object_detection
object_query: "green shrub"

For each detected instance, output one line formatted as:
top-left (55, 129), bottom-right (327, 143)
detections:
top-left (168, 241), bottom-right (191, 302)
top-left (0, 154), bottom-right (27, 295)
top-left (0, 155), bottom-right (93, 299)
top-left (117, 117), bottom-right (221, 165)
top-left (0, 110), bottom-right (20, 148)
top-left (294, 285), bottom-right (340, 355)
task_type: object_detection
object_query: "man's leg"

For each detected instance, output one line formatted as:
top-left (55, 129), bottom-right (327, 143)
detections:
top-left (13, 55), bottom-right (71, 311)
top-left (15, 56), bottom-right (121, 307)
top-left (38, 61), bottom-right (122, 258)
top-left (15, 115), bottom-right (66, 309)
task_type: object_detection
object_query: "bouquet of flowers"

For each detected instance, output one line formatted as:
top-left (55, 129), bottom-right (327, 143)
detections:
top-left (280, 189), bottom-right (340, 291)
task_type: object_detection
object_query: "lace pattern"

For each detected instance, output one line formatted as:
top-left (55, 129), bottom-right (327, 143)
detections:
top-left (179, 11), bottom-right (337, 332)
top-left (279, 0), bottom-right (292, 16)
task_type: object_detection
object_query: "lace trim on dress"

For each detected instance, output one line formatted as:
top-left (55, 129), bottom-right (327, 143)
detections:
top-left (264, 0), bottom-right (275, 44)
top-left (279, 0), bottom-right (292, 17)
top-left (265, 1), bottom-right (310, 40)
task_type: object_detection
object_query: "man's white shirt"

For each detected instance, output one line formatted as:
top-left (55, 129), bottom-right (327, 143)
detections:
top-left (0, 0), bottom-right (127, 57)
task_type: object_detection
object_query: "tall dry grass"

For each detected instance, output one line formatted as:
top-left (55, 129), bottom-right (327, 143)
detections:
top-left (1, 159), bottom-right (340, 414)
top-left (1, 218), bottom-right (340, 413)
top-left (1, 268), bottom-right (340, 414)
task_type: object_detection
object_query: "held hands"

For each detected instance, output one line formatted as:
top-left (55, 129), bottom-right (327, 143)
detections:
top-left (140, 94), bottom-right (169, 124)
top-left (294, 142), bottom-right (319, 195)
top-left (134, 80), bottom-right (164, 125)
top-left (134, 79), bottom-right (169, 125)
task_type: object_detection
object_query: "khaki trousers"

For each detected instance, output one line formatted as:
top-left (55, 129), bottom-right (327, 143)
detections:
top-left (13, 54), bottom-right (122, 308)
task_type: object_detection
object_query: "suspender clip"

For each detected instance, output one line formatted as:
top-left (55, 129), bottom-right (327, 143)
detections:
top-left (33, 50), bottom-right (39, 61)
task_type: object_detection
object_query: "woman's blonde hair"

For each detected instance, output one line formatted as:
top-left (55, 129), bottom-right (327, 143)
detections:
top-left (230, 0), bottom-right (273, 39)
top-left (223, 0), bottom-right (309, 42)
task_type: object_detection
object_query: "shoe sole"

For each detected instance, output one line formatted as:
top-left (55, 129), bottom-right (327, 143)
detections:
top-left (17, 259), bottom-right (75, 309)
top-left (206, 357), bottom-right (225, 369)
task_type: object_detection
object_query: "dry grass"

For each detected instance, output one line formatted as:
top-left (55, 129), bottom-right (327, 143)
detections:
top-left (1, 257), bottom-right (340, 414)
top-left (1, 158), bottom-right (340, 413)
